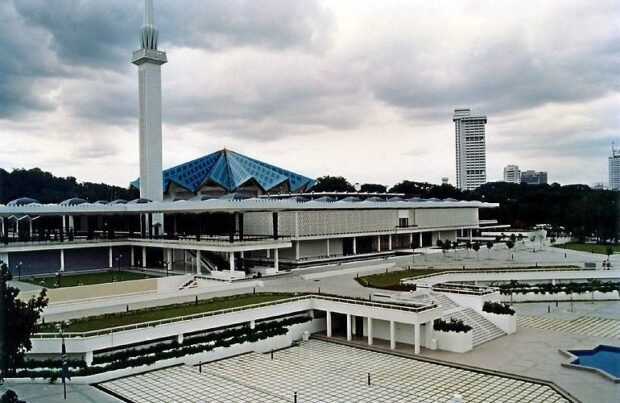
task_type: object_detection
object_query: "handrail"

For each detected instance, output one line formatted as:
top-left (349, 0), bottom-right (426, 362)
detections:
top-left (33, 294), bottom-right (438, 339)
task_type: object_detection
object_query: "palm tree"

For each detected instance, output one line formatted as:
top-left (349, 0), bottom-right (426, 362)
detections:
top-left (587, 279), bottom-right (602, 304)
top-left (486, 240), bottom-right (494, 258)
top-left (506, 240), bottom-right (515, 259)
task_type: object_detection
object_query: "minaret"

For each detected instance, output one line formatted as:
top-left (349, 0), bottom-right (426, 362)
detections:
top-left (132, 0), bottom-right (167, 203)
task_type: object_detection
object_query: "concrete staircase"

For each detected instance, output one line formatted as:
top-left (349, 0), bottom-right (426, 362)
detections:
top-left (434, 293), bottom-right (506, 347)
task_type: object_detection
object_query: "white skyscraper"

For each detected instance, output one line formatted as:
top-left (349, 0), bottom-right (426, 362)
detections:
top-left (132, 0), bottom-right (167, 203)
top-left (454, 109), bottom-right (487, 190)
top-left (503, 165), bottom-right (520, 183)
top-left (610, 144), bottom-right (620, 190)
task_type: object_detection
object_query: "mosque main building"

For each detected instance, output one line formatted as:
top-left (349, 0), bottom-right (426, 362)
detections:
top-left (0, 1), bottom-right (497, 279)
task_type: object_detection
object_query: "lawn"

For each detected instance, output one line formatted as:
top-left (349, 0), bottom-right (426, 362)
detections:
top-left (552, 243), bottom-right (619, 256)
top-left (357, 265), bottom-right (582, 290)
top-left (357, 269), bottom-right (444, 289)
top-left (21, 270), bottom-right (158, 288)
top-left (38, 293), bottom-right (293, 333)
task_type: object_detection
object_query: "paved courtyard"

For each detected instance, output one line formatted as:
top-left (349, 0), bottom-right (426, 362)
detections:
top-left (98, 339), bottom-right (568, 403)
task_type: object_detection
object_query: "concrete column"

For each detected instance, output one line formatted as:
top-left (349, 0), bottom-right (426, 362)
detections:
top-left (326, 239), bottom-right (330, 257)
top-left (424, 321), bottom-right (433, 349)
top-left (469, 229), bottom-right (473, 241)
top-left (266, 248), bottom-right (271, 258)
top-left (131, 246), bottom-right (135, 267)
top-left (414, 323), bottom-right (421, 354)
top-left (351, 315), bottom-right (357, 335)
top-left (142, 247), bottom-right (147, 268)
top-left (62, 216), bottom-right (66, 232)
top-left (250, 320), bottom-right (255, 329)
top-left (388, 235), bottom-right (392, 251)
top-left (346, 314), bottom-right (352, 341)
top-left (389, 320), bottom-right (395, 350)
top-left (196, 250), bottom-right (202, 275)
top-left (274, 249), bottom-right (279, 272)
top-left (68, 216), bottom-right (74, 231)
top-left (60, 249), bottom-right (65, 272)
top-left (108, 246), bottom-right (113, 268)
top-left (409, 233), bottom-right (413, 245)
top-left (84, 351), bottom-right (93, 366)
top-left (167, 248), bottom-right (173, 272)
top-left (326, 311), bottom-right (332, 337)
top-left (419, 233), bottom-right (423, 247)
top-left (229, 252), bottom-right (235, 273)
top-left (367, 317), bottom-right (373, 346)
top-left (377, 235), bottom-right (381, 252)
top-left (177, 334), bottom-right (184, 344)
top-left (295, 241), bottom-right (300, 261)
top-left (353, 237), bottom-right (357, 254)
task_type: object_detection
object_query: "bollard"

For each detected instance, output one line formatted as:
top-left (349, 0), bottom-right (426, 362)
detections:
top-left (195, 295), bottom-right (198, 305)
top-left (318, 287), bottom-right (321, 294)
top-left (369, 294), bottom-right (372, 301)
top-left (294, 392), bottom-right (297, 403)
top-left (547, 305), bottom-right (550, 313)
top-left (199, 361), bottom-right (202, 373)
top-left (126, 304), bottom-right (129, 312)
top-left (367, 372), bottom-right (371, 386)
top-left (253, 287), bottom-right (256, 295)
top-left (271, 349), bottom-right (274, 360)
top-left (555, 300), bottom-right (558, 307)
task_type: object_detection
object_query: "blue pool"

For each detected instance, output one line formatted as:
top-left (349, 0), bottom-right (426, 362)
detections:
top-left (567, 345), bottom-right (620, 380)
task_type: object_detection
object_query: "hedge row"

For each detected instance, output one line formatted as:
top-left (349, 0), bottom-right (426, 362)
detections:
top-left (482, 301), bottom-right (515, 316)
top-left (14, 315), bottom-right (312, 380)
top-left (498, 281), bottom-right (620, 295)
top-left (433, 318), bottom-right (472, 333)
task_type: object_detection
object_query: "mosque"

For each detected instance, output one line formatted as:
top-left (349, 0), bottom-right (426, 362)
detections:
top-left (0, 0), bottom-right (498, 279)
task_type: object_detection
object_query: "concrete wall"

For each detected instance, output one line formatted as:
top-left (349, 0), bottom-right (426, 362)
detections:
top-left (415, 208), bottom-right (477, 229)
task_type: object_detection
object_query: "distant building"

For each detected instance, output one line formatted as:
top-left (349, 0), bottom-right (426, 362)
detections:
top-left (454, 108), bottom-right (487, 191)
top-left (503, 165), bottom-right (520, 183)
top-left (590, 182), bottom-right (607, 190)
top-left (441, 177), bottom-right (449, 185)
top-left (610, 145), bottom-right (620, 190)
top-left (521, 170), bottom-right (548, 185)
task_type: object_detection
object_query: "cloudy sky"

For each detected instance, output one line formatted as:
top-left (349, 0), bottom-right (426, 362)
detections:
top-left (1, 0), bottom-right (619, 188)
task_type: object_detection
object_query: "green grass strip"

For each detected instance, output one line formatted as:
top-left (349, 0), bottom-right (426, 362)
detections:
top-left (552, 243), bottom-right (619, 255)
top-left (38, 293), bottom-right (293, 333)
top-left (21, 270), bottom-right (157, 288)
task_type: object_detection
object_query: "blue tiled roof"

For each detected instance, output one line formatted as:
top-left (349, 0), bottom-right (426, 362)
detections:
top-left (131, 149), bottom-right (315, 193)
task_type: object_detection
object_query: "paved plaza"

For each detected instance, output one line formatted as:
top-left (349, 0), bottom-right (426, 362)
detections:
top-left (98, 339), bottom-right (568, 403)
top-left (517, 315), bottom-right (620, 338)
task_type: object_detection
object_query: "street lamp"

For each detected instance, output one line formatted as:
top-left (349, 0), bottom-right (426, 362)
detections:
top-left (16, 261), bottom-right (22, 281)
top-left (56, 270), bottom-right (62, 288)
top-left (116, 254), bottom-right (123, 273)
top-left (55, 320), bottom-right (71, 400)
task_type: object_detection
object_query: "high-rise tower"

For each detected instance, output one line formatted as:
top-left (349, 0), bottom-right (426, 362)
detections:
top-left (610, 143), bottom-right (620, 190)
top-left (454, 108), bottom-right (487, 190)
top-left (132, 0), bottom-right (167, 203)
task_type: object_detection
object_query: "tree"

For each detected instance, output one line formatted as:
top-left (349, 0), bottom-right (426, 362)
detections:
top-left (606, 246), bottom-right (614, 260)
top-left (0, 262), bottom-right (48, 377)
top-left (360, 183), bottom-right (387, 193)
top-left (486, 240), bottom-right (494, 258)
top-left (465, 240), bottom-right (472, 258)
top-left (1, 390), bottom-right (24, 403)
top-left (472, 242), bottom-right (480, 260)
top-left (312, 176), bottom-right (355, 192)
top-left (587, 279), bottom-right (602, 304)
top-left (505, 240), bottom-right (515, 259)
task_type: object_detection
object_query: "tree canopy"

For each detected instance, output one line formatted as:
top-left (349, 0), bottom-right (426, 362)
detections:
top-left (0, 168), bottom-right (138, 204)
top-left (0, 262), bottom-right (48, 377)
top-left (312, 176), bottom-right (355, 192)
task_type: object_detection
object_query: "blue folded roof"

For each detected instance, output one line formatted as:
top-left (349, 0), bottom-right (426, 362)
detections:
top-left (131, 149), bottom-right (315, 194)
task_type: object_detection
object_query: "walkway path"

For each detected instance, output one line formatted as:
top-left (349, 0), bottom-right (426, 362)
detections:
top-left (517, 315), bottom-right (620, 339)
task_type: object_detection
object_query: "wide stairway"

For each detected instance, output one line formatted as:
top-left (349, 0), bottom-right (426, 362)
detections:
top-left (433, 293), bottom-right (506, 347)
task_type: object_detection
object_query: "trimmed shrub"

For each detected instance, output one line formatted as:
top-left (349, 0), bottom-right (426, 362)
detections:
top-left (433, 318), bottom-right (472, 333)
top-left (482, 301), bottom-right (515, 315)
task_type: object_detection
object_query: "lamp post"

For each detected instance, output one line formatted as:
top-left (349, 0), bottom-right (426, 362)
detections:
top-left (116, 254), bottom-right (123, 274)
top-left (16, 261), bottom-right (22, 281)
top-left (55, 320), bottom-right (71, 400)
top-left (56, 270), bottom-right (62, 288)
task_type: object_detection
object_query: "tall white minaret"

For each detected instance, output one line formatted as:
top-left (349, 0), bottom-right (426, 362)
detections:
top-left (132, 0), bottom-right (166, 203)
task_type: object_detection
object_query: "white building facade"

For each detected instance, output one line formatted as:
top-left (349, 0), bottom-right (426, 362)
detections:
top-left (454, 109), bottom-right (487, 191)
top-left (503, 165), bottom-right (520, 183)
